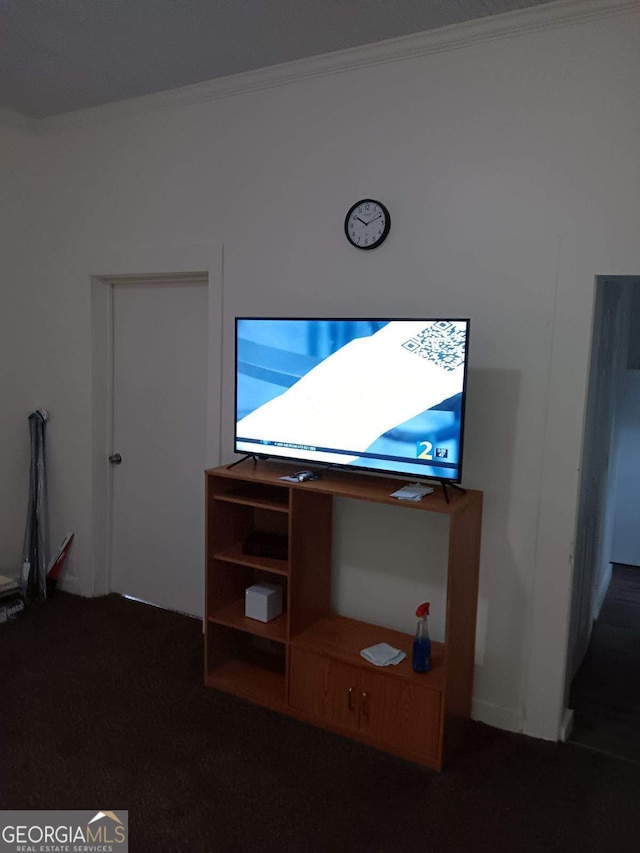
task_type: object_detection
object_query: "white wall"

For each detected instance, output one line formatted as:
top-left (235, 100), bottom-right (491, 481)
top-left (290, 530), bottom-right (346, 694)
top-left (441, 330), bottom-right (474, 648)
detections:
top-left (0, 124), bottom-right (43, 574)
top-left (1, 2), bottom-right (639, 741)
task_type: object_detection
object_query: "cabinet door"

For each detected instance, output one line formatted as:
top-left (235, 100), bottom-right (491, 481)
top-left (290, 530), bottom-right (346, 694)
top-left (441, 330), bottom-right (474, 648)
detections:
top-left (360, 670), bottom-right (442, 760)
top-left (289, 647), bottom-right (360, 733)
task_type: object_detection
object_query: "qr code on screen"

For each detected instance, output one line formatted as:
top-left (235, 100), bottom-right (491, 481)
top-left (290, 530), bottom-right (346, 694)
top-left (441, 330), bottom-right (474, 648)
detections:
top-left (401, 321), bottom-right (466, 371)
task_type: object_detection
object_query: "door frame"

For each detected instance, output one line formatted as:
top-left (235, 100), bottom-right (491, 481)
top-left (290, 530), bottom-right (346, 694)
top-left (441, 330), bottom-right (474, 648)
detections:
top-left (90, 243), bottom-right (223, 597)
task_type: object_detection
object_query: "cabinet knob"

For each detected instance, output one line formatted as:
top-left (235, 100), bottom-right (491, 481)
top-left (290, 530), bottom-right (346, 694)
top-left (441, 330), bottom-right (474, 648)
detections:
top-left (361, 691), bottom-right (370, 717)
top-left (348, 686), bottom-right (355, 710)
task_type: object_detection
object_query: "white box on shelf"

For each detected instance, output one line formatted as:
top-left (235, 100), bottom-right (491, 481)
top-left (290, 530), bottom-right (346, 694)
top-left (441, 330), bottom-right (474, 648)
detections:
top-left (245, 582), bottom-right (283, 623)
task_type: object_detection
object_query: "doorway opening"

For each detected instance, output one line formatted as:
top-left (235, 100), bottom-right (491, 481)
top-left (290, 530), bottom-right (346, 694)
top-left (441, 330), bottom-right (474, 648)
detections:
top-left (569, 563), bottom-right (640, 762)
top-left (566, 275), bottom-right (640, 761)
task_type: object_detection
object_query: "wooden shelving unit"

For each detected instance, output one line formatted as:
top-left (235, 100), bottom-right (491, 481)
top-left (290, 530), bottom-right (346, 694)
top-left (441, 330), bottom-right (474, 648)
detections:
top-left (204, 460), bottom-right (483, 770)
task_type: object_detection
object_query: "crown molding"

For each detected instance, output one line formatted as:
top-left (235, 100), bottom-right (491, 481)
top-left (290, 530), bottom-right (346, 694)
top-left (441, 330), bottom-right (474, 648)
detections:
top-left (36, 0), bottom-right (638, 135)
top-left (0, 107), bottom-right (38, 134)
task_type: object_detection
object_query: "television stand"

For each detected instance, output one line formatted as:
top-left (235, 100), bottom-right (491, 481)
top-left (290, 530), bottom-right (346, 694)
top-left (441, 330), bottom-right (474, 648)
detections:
top-left (439, 480), bottom-right (467, 504)
top-left (204, 460), bottom-right (482, 770)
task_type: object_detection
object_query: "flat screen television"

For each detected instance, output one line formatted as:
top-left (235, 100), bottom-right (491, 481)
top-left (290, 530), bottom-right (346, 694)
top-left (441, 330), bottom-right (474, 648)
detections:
top-left (234, 317), bottom-right (470, 484)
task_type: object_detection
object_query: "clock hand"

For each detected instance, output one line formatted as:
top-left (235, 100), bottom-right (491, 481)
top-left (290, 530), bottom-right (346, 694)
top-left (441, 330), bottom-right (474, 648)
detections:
top-left (355, 216), bottom-right (368, 226)
top-left (366, 214), bottom-right (382, 225)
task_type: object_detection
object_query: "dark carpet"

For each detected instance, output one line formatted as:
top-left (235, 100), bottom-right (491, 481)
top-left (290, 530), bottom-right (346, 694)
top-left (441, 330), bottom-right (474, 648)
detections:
top-left (569, 563), bottom-right (640, 763)
top-left (2, 592), bottom-right (640, 853)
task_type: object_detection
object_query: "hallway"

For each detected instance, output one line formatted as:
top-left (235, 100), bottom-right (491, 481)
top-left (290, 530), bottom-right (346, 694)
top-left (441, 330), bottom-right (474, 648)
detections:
top-left (569, 564), bottom-right (640, 763)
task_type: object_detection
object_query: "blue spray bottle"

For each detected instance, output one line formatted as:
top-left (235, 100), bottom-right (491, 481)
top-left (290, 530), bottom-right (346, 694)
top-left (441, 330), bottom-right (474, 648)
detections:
top-left (412, 602), bottom-right (431, 673)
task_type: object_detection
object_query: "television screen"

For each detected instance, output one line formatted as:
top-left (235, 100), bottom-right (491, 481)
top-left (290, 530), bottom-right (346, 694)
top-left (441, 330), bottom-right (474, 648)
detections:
top-left (234, 318), bottom-right (470, 483)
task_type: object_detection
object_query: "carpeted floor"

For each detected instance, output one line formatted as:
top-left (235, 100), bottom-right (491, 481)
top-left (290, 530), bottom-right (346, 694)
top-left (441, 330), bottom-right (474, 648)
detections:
top-left (2, 591), bottom-right (640, 852)
top-left (569, 563), bottom-right (640, 763)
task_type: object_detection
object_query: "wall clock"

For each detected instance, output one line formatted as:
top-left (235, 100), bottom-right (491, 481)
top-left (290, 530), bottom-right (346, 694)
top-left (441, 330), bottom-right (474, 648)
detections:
top-left (344, 199), bottom-right (391, 250)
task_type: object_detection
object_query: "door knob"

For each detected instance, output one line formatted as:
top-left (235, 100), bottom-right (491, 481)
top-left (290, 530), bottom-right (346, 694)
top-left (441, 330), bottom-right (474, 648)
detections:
top-left (109, 453), bottom-right (122, 465)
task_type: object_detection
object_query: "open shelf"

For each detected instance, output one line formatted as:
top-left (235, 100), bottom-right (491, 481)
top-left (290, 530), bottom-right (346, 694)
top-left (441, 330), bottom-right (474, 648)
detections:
top-left (213, 482), bottom-right (289, 512)
top-left (206, 622), bottom-right (287, 708)
top-left (209, 598), bottom-right (287, 642)
top-left (214, 544), bottom-right (289, 576)
top-left (206, 659), bottom-right (286, 708)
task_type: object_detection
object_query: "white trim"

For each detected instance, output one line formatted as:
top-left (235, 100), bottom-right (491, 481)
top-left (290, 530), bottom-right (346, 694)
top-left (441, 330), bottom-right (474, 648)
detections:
top-left (91, 278), bottom-right (114, 597)
top-left (0, 107), bottom-right (38, 133)
top-left (559, 707), bottom-right (575, 742)
top-left (36, 0), bottom-right (637, 135)
top-left (594, 561), bottom-right (613, 619)
top-left (472, 699), bottom-right (523, 734)
top-left (88, 242), bottom-right (223, 598)
top-left (56, 575), bottom-right (83, 597)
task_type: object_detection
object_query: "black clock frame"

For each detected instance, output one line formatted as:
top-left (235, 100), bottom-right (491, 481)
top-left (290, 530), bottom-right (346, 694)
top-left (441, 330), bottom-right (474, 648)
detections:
top-left (344, 199), bottom-right (391, 250)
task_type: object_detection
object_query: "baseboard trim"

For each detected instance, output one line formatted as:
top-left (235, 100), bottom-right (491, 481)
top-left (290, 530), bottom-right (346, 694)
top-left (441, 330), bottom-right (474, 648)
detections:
top-left (0, 107), bottom-right (38, 133)
top-left (472, 699), bottom-right (523, 733)
top-left (559, 707), bottom-right (575, 741)
top-left (54, 576), bottom-right (83, 597)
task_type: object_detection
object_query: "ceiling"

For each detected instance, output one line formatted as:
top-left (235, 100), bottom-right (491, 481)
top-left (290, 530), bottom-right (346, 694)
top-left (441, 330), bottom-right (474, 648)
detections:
top-left (1, 0), bottom-right (556, 120)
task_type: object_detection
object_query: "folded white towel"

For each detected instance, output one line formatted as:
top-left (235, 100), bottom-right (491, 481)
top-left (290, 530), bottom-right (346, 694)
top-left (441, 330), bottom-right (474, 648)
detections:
top-left (360, 642), bottom-right (406, 667)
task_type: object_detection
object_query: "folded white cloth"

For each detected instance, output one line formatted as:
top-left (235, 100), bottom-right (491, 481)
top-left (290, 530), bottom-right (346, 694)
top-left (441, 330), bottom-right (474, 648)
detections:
top-left (360, 642), bottom-right (406, 667)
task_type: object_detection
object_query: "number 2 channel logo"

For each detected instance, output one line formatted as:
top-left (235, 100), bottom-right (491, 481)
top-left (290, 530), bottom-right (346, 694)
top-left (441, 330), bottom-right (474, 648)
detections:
top-left (416, 440), bottom-right (433, 460)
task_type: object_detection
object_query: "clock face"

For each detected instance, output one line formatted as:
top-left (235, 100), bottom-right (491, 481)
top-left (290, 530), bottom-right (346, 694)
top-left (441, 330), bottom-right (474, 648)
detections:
top-left (344, 199), bottom-right (390, 250)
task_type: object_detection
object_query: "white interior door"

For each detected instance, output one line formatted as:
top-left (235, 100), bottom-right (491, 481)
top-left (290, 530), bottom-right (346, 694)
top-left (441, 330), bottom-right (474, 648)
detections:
top-left (110, 277), bottom-right (208, 616)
